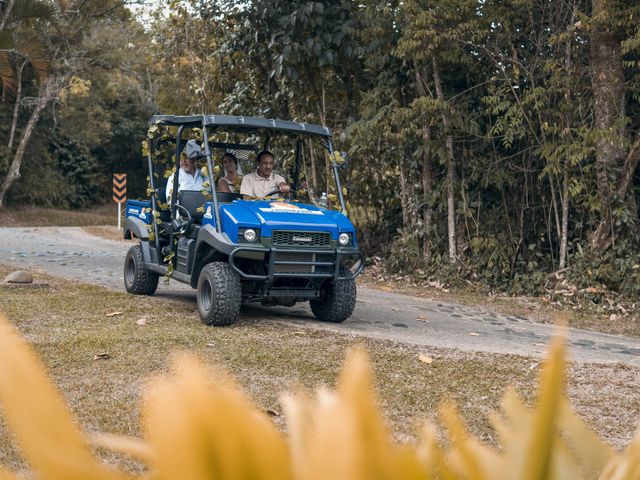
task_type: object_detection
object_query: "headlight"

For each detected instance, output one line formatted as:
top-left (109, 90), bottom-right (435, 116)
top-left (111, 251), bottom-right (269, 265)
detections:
top-left (338, 232), bottom-right (350, 246)
top-left (243, 228), bottom-right (257, 242)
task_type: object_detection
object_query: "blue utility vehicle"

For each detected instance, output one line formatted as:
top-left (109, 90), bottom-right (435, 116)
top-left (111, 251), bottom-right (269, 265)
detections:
top-left (123, 115), bottom-right (363, 326)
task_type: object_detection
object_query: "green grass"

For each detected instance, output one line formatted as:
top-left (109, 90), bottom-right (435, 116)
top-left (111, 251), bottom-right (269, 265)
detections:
top-left (0, 264), bottom-right (638, 472)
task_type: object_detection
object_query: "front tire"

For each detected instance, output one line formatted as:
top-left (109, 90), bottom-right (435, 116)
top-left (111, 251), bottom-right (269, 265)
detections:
top-left (197, 262), bottom-right (241, 326)
top-left (124, 244), bottom-right (158, 295)
top-left (310, 279), bottom-right (357, 323)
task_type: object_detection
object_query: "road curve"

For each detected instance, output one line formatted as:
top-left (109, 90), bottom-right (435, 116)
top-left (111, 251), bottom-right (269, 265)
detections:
top-left (1, 226), bottom-right (639, 366)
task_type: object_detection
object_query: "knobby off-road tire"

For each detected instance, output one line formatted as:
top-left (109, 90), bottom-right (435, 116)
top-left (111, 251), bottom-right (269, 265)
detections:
top-left (197, 262), bottom-right (241, 326)
top-left (124, 244), bottom-right (159, 295)
top-left (310, 278), bottom-right (357, 323)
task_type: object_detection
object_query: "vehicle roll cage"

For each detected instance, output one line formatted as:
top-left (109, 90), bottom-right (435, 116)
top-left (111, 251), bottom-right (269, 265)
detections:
top-left (145, 116), bottom-right (348, 253)
top-left (149, 114), bottom-right (333, 138)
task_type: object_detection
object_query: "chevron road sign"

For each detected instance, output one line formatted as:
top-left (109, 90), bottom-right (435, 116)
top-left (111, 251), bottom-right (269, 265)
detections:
top-left (112, 173), bottom-right (127, 203)
top-left (113, 173), bottom-right (126, 229)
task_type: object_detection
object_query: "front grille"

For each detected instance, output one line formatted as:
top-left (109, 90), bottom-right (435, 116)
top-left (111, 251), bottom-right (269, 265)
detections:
top-left (273, 252), bottom-right (314, 274)
top-left (272, 252), bottom-right (336, 274)
top-left (272, 230), bottom-right (331, 248)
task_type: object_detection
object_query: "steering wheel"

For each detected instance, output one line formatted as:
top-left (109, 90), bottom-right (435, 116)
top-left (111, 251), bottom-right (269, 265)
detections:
top-left (172, 204), bottom-right (192, 235)
top-left (264, 185), bottom-right (295, 198)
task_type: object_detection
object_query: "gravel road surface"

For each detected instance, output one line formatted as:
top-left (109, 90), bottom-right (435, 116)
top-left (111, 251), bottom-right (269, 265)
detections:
top-left (2, 226), bottom-right (639, 366)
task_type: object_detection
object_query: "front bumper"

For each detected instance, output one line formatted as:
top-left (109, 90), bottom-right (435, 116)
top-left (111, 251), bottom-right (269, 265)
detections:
top-left (229, 246), bottom-right (364, 281)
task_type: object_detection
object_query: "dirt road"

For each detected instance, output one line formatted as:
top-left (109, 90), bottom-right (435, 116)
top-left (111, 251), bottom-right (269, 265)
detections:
top-left (2, 226), bottom-right (639, 366)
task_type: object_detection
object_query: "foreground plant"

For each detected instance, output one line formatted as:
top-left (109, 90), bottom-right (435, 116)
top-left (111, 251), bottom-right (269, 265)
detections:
top-left (0, 311), bottom-right (638, 479)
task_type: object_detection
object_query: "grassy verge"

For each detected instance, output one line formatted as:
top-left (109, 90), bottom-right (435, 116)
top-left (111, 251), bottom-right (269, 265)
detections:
top-left (0, 264), bottom-right (638, 471)
top-left (360, 272), bottom-right (640, 339)
top-left (0, 204), bottom-right (117, 227)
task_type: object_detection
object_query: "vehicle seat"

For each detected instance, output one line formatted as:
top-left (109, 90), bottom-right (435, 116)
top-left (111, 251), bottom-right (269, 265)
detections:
top-left (178, 190), bottom-right (207, 222)
top-left (217, 192), bottom-right (242, 203)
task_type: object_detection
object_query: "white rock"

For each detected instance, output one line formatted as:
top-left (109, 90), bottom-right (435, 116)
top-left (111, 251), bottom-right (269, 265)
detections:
top-left (4, 271), bottom-right (33, 284)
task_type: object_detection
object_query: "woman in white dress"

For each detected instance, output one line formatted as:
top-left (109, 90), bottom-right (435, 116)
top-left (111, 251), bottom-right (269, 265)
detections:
top-left (217, 152), bottom-right (243, 193)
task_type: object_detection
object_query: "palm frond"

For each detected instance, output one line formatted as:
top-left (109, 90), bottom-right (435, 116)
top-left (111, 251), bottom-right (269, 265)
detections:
top-left (0, 50), bottom-right (16, 101)
top-left (6, 0), bottom-right (57, 26)
top-left (14, 38), bottom-right (48, 81)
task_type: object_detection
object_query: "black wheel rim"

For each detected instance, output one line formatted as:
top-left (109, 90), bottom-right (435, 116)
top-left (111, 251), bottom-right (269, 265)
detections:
top-left (125, 256), bottom-right (136, 286)
top-left (200, 279), bottom-right (212, 311)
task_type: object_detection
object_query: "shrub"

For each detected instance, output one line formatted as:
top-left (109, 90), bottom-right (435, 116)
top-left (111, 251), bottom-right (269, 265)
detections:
top-left (0, 311), bottom-right (638, 479)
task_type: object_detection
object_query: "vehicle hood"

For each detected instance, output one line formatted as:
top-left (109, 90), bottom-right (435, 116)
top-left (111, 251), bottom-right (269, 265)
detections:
top-left (216, 200), bottom-right (355, 240)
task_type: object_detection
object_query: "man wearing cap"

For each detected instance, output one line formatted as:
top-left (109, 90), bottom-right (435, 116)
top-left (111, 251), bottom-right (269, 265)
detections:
top-left (166, 139), bottom-right (206, 203)
top-left (240, 150), bottom-right (291, 197)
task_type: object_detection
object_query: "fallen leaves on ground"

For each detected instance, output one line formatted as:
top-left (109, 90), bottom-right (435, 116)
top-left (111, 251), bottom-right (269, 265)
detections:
top-left (92, 353), bottom-right (111, 361)
top-left (106, 311), bottom-right (123, 318)
top-left (418, 354), bottom-right (433, 364)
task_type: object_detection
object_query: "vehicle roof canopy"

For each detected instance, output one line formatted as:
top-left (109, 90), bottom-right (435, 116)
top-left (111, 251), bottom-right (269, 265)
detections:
top-left (150, 114), bottom-right (332, 138)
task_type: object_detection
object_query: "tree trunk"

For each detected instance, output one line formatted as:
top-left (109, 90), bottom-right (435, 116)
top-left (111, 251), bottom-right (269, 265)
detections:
top-left (398, 155), bottom-right (415, 232)
top-left (558, 5), bottom-right (574, 271)
top-left (589, 0), bottom-right (626, 249)
top-left (0, 0), bottom-right (15, 34)
top-left (559, 166), bottom-right (570, 269)
top-left (432, 55), bottom-right (457, 261)
top-left (0, 81), bottom-right (53, 208)
top-left (8, 59), bottom-right (28, 149)
top-left (422, 127), bottom-right (433, 260)
top-left (415, 67), bottom-right (433, 260)
top-left (549, 174), bottom-right (562, 240)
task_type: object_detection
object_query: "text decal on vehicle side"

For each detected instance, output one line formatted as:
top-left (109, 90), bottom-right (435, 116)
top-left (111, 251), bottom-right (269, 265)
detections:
top-left (259, 202), bottom-right (323, 215)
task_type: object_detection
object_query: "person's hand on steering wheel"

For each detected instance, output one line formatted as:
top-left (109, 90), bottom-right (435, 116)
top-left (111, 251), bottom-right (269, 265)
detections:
top-left (278, 182), bottom-right (291, 194)
top-left (264, 183), bottom-right (292, 198)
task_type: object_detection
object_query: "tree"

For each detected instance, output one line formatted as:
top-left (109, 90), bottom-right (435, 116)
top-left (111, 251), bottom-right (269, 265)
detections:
top-left (1, 0), bottom-right (156, 207)
top-left (588, 0), bottom-right (640, 250)
top-left (396, 0), bottom-right (481, 263)
top-left (0, 0), bottom-right (55, 207)
top-left (0, 0), bottom-right (54, 99)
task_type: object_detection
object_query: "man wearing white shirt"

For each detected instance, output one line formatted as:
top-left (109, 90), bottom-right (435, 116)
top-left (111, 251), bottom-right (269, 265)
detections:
top-left (240, 150), bottom-right (291, 197)
top-left (166, 140), bottom-right (206, 203)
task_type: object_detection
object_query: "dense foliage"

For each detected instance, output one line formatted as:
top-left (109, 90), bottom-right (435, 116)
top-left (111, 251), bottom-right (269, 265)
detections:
top-left (2, 0), bottom-right (640, 297)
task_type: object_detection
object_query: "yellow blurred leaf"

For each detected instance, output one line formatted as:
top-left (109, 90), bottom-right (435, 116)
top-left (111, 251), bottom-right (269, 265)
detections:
top-left (0, 310), bottom-right (636, 480)
top-left (143, 354), bottom-right (292, 480)
top-left (523, 334), bottom-right (566, 480)
top-left (88, 432), bottom-right (155, 464)
top-left (558, 400), bottom-right (614, 476)
top-left (0, 313), bottom-right (122, 479)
